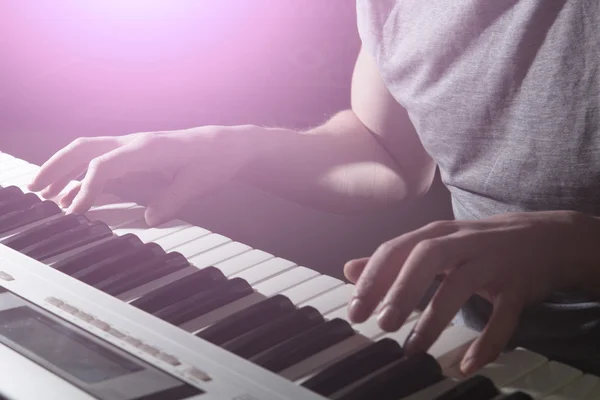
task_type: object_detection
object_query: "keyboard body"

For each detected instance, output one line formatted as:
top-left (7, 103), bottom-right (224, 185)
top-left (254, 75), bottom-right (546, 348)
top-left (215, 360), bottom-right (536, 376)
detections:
top-left (0, 151), bottom-right (599, 400)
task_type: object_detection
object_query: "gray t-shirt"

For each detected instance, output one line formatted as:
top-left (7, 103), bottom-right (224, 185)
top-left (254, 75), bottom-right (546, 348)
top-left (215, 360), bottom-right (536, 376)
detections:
top-left (356, 0), bottom-right (600, 372)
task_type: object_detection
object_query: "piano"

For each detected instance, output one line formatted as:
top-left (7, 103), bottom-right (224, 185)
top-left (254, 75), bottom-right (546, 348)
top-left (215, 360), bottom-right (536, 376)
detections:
top-left (0, 150), bottom-right (598, 400)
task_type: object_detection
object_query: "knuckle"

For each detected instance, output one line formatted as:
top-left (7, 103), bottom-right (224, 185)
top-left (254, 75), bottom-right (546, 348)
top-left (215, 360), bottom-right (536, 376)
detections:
top-left (88, 156), bottom-right (109, 175)
top-left (69, 136), bottom-right (92, 149)
top-left (134, 132), bottom-right (167, 149)
top-left (415, 238), bottom-right (445, 255)
top-left (376, 239), bottom-right (400, 257)
top-left (425, 219), bottom-right (456, 233)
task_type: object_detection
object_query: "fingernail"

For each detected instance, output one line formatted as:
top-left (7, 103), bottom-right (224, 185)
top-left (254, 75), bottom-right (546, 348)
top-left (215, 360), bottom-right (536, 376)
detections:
top-left (145, 208), bottom-right (163, 227)
top-left (348, 297), bottom-right (368, 323)
top-left (378, 305), bottom-right (403, 331)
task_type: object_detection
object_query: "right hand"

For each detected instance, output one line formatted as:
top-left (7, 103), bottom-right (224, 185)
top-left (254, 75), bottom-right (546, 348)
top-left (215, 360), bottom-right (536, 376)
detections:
top-left (28, 126), bottom-right (256, 226)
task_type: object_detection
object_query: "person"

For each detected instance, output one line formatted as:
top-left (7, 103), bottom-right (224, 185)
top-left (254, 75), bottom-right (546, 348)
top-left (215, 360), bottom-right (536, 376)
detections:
top-left (28, 0), bottom-right (600, 376)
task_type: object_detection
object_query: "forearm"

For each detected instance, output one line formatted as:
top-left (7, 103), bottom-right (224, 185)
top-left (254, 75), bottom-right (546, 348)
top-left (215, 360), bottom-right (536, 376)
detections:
top-left (234, 110), bottom-right (410, 214)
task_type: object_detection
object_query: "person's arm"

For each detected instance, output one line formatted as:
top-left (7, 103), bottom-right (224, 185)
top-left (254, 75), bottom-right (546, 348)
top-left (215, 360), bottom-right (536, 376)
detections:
top-left (237, 47), bottom-right (436, 214)
top-left (29, 48), bottom-right (435, 224)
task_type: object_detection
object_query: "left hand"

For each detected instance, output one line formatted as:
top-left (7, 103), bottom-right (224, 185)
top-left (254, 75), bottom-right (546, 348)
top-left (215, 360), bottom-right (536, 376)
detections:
top-left (344, 211), bottom-right (592, 375)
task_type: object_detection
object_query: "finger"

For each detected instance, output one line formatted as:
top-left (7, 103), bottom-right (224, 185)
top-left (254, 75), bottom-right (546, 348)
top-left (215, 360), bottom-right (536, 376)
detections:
top-left (349, 221), bottom-right (458, 323)
top-left (460, 294), bottom-right (523, 375)
top-left (28, 137), bottom-right (119, 191)
top-left (39, 166), bottom-right (86, 199)
top-left (403, 261), bottom-right (485, 355)
top-left (377, 237), bottom-right (463, 332)
top-left (68, 139), bottom-right (164, 214)
top-left (344, 257), bottom-right (369, 283)
top-left (145, 160), bottom-right (225, 226)
top-left (60, 182), bottom-right (81, 209)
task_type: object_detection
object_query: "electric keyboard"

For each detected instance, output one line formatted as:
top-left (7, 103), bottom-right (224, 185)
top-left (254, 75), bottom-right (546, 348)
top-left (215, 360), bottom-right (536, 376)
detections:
top-left (0, 151), bottom-right (599, 400)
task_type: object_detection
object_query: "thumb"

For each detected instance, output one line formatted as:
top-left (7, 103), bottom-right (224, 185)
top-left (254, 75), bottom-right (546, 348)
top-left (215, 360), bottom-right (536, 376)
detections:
top-left (460, 294), bottom-right (522, 375)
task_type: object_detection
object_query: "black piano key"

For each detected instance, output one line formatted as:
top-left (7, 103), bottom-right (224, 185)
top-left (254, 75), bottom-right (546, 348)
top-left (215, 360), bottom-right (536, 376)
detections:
top-left (301, 338), bottom-right (404, 396)
top-left (0, 186), bottom-right (23, 202)
top-left (20, 221), bottom-right (112, 261)
top-left (0, 192), bottom-right (39, 216)
top-left (73, 242), bottom-right (166, 285)
top-left (129, 267), bottom-right (226, 313)
top-left (154, 277), bottom-right (254, 326)
top-left (434, 375), bottom-right (499, 400)
top-left (223, 306), bottom-right (324, 359)
top-left (493, 393), bottom-right (534, 400)
top-left (250, 318), bottom-right (355, 373)
top-left (52, 234), bottom-right (142, 275)
top-left (331, 352), bottom-right (443, 400)
top-left (0, 201), bottom-right (61, 235)
top-left (196, 294), bottom-right (296, 345)
top-left (96, 252), bottom-right (190, 296)
top-left (1, 214), bottom-right (89, 251)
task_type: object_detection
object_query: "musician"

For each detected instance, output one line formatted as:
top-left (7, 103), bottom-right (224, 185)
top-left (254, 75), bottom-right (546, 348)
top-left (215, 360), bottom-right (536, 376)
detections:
top-left (28, 1), bottom-right (600, 376)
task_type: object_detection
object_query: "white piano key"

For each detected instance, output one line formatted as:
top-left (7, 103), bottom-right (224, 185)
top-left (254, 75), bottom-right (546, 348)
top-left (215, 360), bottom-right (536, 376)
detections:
top-left (502, 361), bottom-right (582, 398)
top-left (169, 233), bottom-right (230, 259)
top-left (427, 324), bottom-right (479, 372)
top-left (92, 193), bottom-right (130, 207)
top-left (2, 171), bottom-right (38, 188)
top-left (181, 291), bottom-right (267, 333)
top-left (402, 378), bottom-right (461, 400)
top-left (86, 206), bottom-right (146, 229)
top-left (152, 226), bottom-right (211, 251)
top-left (113, 218), bottom-right (189, 243)
top-left (282, 334), bottom-right (371, 382)
top-left (543, 374), bottom-right (600, 400)
top-left (253, 267), bottom-right (320, 296)
top-left (214, 249), bottom-right (274, 277)
top-left (301, 284), bottom-right (354, 315)
top-left (188, 242), bottom-right (251, 268)
top-left (455, 348), bottom-right (548, 386)
top-left (229, 258), bottom-right (297, 285)
top-left (0, 152), bottom-right (16, 163)
top-left (281, 275), bottom-right (345, 305)
top-left (0, 163), bottom-right (38, 182)
top-left (0, 158), bottom-right (29, 174)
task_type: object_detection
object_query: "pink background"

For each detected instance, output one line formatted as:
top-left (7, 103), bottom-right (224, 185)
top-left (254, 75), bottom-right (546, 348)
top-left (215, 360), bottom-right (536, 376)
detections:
top-left (0, 0), bottom-right (451, 278)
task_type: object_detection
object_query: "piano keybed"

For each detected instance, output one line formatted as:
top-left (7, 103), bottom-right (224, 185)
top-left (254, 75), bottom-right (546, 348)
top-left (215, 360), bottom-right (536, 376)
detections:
top-left (0, 151), bottom-right (599, 400)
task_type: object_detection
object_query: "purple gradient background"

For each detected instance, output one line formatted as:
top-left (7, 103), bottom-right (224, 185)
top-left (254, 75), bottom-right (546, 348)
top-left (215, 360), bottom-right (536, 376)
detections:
top-left (0, 0), bottom-right (451, 278)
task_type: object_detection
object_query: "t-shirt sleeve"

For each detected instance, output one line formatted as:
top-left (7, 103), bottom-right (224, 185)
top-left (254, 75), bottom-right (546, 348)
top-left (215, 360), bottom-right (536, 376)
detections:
top-left (355, 0), bottom-right (397, 58)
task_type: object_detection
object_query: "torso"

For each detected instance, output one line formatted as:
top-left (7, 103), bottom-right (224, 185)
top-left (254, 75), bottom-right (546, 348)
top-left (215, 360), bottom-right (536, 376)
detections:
top-left (356, 0), bottom-right (600, 372)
